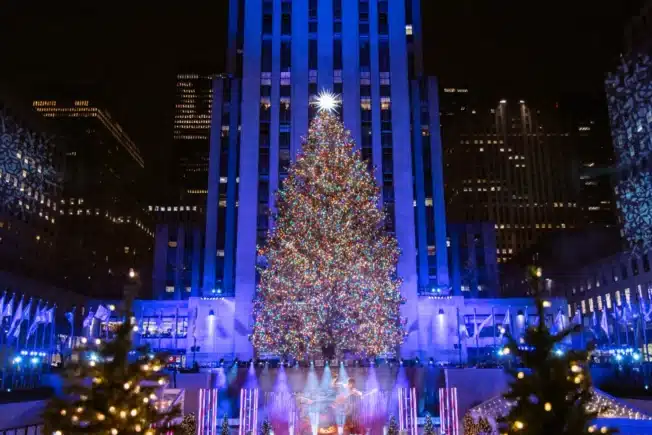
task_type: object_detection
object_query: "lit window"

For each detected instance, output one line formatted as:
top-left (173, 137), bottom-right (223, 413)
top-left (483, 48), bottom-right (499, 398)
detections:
top-left (588, 298), bottom-right (594, 312)
top-left (405, 25), bottom-right (413, 35)
top-left (615, 290), bottom-right (622, 306)
top-left (165, 286), bottom-right (175, 293)
top-left (597, 296), bottom-right (603, 310)
top-left (185, 287), bottom-right (192, 293)
top-left (581, 300), bottom-right (586, 314)
top-left (606, 293), bottom-right (612, 309)
top-left (625, 288), bottom-right (631, 304)
top-left (168, 241), bottom-right (178, 248)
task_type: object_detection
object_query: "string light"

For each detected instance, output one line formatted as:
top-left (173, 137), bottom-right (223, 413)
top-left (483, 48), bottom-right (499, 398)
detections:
top-left (111, 429), bottom-right (118, 435)
top-left (517, 372), bottom-right (524, 379)
top-left (123, 382), bottom-right (131, 390)
top-left (251, 110), bottom-right (405, 358)
top-left (130, 409), bottom-right (138, 417)
top-left (97, 413), bottom-right (106, 421)
top-left (544, 402), bottom-right (552, 412)
top-left (60, 409), bottom-right (67, 416)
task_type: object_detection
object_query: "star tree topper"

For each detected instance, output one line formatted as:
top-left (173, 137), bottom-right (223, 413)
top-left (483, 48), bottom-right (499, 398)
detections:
top-left (313, 90), bottom-right (342, 113)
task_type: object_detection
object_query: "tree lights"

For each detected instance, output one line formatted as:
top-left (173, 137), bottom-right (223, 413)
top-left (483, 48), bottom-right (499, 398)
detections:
top-left (251, 110), bottom-right (405, 359)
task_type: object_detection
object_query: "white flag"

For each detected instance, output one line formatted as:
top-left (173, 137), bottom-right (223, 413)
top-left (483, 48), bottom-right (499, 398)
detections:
top-left (2, 295), bottom-right (13, 317)
top-left (94, 305), bottom-right (111, 322)
top-left (83, 310), bottom-right (95, 328)
top-left (474, 314), bottom-right (493, 339)
top-left (601, 310), bottom-right (610, 337)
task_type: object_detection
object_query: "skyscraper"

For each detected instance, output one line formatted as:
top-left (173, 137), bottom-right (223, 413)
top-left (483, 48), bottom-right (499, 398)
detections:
top-left (441, 93), bottom-right (586, 263)
top-left (32, 98), bottom-right (153, 296)
top-left (173, 74), bottom-right (215, 204)
top-left (153, 0), bottom-right (452, 357)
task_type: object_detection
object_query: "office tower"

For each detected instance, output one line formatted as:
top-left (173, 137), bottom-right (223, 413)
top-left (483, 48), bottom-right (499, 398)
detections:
top-left (441, 92), bottom-right (584, 263)
top-left (32, 99), bottom-right (153, 296)
top-left (150, 0), bottom-right (453, 358)
top-left (173, 74), bottom-right (215, 204)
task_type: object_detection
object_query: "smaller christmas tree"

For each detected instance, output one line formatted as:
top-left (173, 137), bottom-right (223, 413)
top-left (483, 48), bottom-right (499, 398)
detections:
top-left (261, 419), bottom-right (272, 435)
top-left (462, 413), bottom-right (493, 435)
top-left (423, 414), bottom-right (436, 435)
top-left (498, 267), bottom-right (616, 435)
top-left (180, 412), bottom-right (197, 435)
top-left (43, 298), bottom-right (180, 434)
top-left (221, 415), bottom-right (230, 435)
top-left (387, 415), bottom-right (399, 435)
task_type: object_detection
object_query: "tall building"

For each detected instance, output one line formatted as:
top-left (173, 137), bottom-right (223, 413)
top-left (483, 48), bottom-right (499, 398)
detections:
top-left (173, 74), bottom-right (215, 204)
top-left (151, 0), bottom-right (455, 358)
top-left (441, 92), bottom-right (587, 263)
top-left (32, 99), bottom-right (153, 296)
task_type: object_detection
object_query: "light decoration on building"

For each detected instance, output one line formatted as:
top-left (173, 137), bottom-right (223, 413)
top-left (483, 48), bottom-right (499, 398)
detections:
top-left (0, 111), bottom-right (59, 221)
top-left (615, 172), bottom-right (652, 252)
top-left (462, 389), bottom-right (651, 434)
top-left (606, 54), bottom-right (652, 252)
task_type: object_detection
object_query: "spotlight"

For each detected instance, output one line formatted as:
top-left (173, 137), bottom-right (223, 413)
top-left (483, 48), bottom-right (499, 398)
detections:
top-left (633, 353), bottom-right (641, 361)
top-left (554, 349), bottom-right (564, 357)
top-left (216, 288), bottom-right (223, 294)
top-left (400, 359), bottom-right (404, 366)
top-left (616, 354), bottom-right (623, 362)
top-left (12, 356), bottom-right (22, 364)
top-left (208, 309), bottom-right (215, 318)
top-left (438, 308), bottom-right (445, 316)
top-left (219, 358), bottom-right (224, 367)
top-left (429, 358), bottom-right (434, 365)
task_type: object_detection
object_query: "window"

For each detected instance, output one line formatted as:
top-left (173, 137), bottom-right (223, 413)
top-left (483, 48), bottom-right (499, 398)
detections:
top-left (405, 24), bottom-right (413, 35)
top-left (168, 241), bottom-right (178, 248)
top-left (597, 295), bottom-right (603, 311)
top-left (581, 300), bottom-right (586, 314)
top-left (588, 298), bottom-right (594, 313)
top-left (615, 290), bottom-right (622, 306)
top-left (165, 286), bottom-right (175, 293)
top-left (606, 293), bottom-right (612, 309)
top-left (625, 288), bottom-right (631, 305)
top-left (142, 316), bottom-right (188, 338)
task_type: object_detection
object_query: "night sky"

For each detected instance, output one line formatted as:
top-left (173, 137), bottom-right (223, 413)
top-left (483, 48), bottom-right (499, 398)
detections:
top-left (0, 0), bottom-right (644, 169)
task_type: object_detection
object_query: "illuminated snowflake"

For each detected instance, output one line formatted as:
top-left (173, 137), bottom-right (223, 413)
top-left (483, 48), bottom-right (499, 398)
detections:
top-left (617, 172), bottom-right (652, 252)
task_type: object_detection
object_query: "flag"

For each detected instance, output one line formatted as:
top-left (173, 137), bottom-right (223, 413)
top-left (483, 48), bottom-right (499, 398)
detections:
top-left (2, 295), bottom-right (13, 317)
top-left (7, 298), bottom-right (24, 337)
top-left (500, 309), bottom-right (511, 338)
top-left (82, 310), bottom-right (94, 328)
top-left (554, 308), bottom-right (566, 332)
top-left (65, 308), bottom-right (75, 326)
top-left (572, 309), bottom-right (582, 325)
top-left (474, 314), bottom-right (493, 339)
top-left (601, 309), bottom-right (610, 337)
top-left (94, 305), bottom-right (111, 322)
top-left (21, 299), bottom-right (32, 323)
top-left (0, 293), bottom-right (6, 319)
top-left (26, 303), bottom-right (44, 339)
top-left (458, 323), bottom-right (469, 339)
top-left (44, 307), bottom-right (55, 324)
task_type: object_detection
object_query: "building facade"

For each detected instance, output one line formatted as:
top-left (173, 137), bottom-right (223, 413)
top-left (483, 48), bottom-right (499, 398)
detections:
top-left (441, 93), bottom-right (588, 263)
top-left (32, 99), bottom-right (153, 296)
top-left (173, 74), bottom-right (215, 204)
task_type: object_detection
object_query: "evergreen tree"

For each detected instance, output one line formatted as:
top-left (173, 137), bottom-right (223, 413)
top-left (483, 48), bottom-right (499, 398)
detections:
top-left (43, 299), bottom-right (180, 434)
top-left (221, 415), bottom-right (230, 435)
top-left (251, 105), bottom-right (405, 359)
top-left (462, 413), bottom-right (493, 435)
top-left (260, 419), bottom-right (272, 435)
top-left (179, 413), bottom-right (196, 435)
top-left (387, 415), bottom-right (399, 435)
top-left (498, 267), bottom-right (616, 435)
top-left (423, 414), bottom-right (436, 435)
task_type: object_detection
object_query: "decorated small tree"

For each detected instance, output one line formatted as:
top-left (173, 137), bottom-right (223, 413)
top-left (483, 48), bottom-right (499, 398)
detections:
top-left (251, 97), bottom-right (405, 359)
top-left (43, 298), bottom-right (180, 434)
top-left (180, 413), bottom-right (197, 435)
top-left (498, 267), bottom-right (616, 435)
top-left (387, 415), bottom-right (399, 435)
top-left (423, 414), bottom-right (436, 435)
top-left (221, 415), bottom-right (230, 435)
top-left (462, 413), bottom-right (493, 435)
top-left (261, 419), bottom-right (272, 435)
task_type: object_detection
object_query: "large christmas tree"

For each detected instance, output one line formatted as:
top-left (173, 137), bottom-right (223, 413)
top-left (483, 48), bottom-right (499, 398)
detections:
top-left (251, 99), bottom-right (405, 359)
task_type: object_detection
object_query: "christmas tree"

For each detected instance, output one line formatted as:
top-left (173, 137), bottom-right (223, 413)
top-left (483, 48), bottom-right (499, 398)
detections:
top-left (462, 413), bottom-right (492, 435)
top-left (387, 415), bottom-right (399, 435)
top-left (498, 267), bottom-right (616, 435)
top-left (179, 413), bottom-right (197, 435)
top-left (43, 299), bottom-right (180, 434)
top-left (261, 419), bottom-right (272, 435)
top-left (221, 415), bottom-right (230, 435)
top-left (251, 98), bottom-right (405, 359)
top-left (423, 414), bottom-right (436, 435)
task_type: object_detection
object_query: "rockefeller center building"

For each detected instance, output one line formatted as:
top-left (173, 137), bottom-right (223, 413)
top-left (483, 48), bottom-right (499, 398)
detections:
top-left (145, 0), bottom-right (552, 362)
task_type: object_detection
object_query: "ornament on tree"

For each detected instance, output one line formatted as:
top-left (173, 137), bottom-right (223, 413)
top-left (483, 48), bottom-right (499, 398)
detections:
top-left (43, 298), bottom-right (181, 434)
top-left (498, 267), bottom-right (616, 435)
top-left (251, 109), bottom-right (405, 359)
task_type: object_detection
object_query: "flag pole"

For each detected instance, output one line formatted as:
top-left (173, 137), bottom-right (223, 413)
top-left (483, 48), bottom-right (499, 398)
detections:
top-left (456, 307), bottom-right (462, 365)
top-left (492, 306), bottom-right (496, 363)
top-left (474, 308), bottom-right (478, 354)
